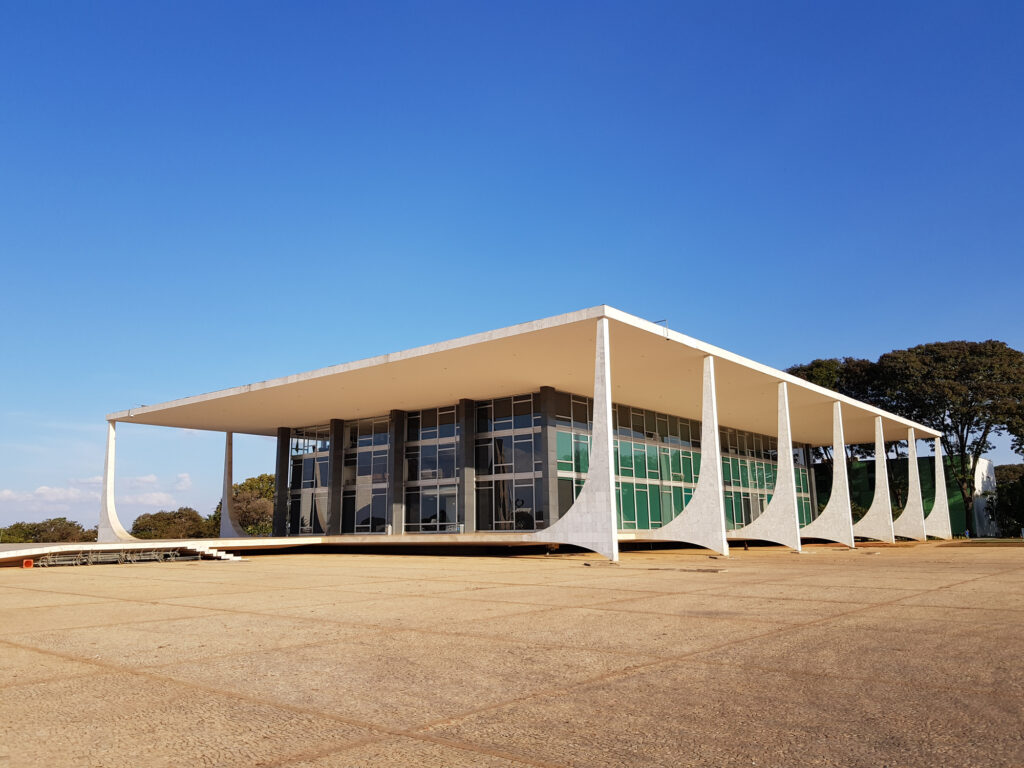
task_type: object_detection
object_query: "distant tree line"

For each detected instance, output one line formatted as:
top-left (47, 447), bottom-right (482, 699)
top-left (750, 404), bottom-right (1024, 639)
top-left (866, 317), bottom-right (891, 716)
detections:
top-left (0, 474), bottom-right (276, 543)
top-left (0, 517), bottom-right (98, 543)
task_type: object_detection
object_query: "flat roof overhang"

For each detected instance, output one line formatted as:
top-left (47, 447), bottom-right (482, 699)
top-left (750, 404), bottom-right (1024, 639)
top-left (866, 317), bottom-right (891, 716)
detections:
top-left (108, 306), bottom-right (940, 446)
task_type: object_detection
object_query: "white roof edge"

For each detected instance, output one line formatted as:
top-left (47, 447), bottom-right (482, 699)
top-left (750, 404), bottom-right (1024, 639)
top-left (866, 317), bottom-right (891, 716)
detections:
top-left (603, 307), bottom-right (942, 439)
top-left (107, 305), bottom-right (610, 422)
top-left (107, 304), bottom-right (940, 440)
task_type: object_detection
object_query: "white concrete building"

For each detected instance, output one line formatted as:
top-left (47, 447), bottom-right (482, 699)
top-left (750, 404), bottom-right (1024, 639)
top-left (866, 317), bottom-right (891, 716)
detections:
top-left (97, 306), bottom-right (953, 561)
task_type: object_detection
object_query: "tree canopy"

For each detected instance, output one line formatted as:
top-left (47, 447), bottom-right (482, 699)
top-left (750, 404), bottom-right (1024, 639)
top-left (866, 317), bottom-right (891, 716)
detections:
top-left (209, 472), bottom-right (275, 536)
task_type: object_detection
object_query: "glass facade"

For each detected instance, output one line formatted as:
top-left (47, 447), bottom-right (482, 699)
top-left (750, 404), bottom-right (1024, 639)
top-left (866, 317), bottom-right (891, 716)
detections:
top-left (405, 405), bottom-right (460, 533)
top-left (287, 427), bottom-right (330, 535)
top-left (554, 399), bottom-right (815, 531)
top-left (475, 394), bottom-right (546, 531)
top-left (282, 388), bottom-right (817, 537)
top-left (343, 415), bottom-right (390, 533)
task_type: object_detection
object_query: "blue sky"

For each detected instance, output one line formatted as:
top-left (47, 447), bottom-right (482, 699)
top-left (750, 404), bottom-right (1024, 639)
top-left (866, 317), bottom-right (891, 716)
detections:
top-left (1, 1), bottom-right (1021, 528)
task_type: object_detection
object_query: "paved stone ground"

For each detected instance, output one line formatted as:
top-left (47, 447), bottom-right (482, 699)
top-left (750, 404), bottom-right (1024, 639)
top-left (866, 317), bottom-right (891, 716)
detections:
top-left (0, 542), bottom-right (1021, 767)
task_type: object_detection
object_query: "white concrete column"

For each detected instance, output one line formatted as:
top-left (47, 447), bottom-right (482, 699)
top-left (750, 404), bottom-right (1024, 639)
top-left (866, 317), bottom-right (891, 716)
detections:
top-left (924, 437), bottom-right (953, 539)
top-left (892, 428), bottom-right (927, 541)
top-left (800, 401), bottom-right (855, 547)
top-left (852, 416), bottom-right (895, 543)
top-left (98, 421), bottom-right (135, 542)
top-left (220, 432), bottom-right (247, 538)
top-left (530, 317), bottom-right (618, 561)
top-left (727, 381), bottom-right (801, 551)
top-left (648, 356), bottom-right (728, 554)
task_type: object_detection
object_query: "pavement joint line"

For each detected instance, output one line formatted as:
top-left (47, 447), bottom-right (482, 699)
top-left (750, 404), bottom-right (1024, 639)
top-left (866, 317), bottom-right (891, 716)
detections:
top-left (408, 563), bottom-right (1024, 734)
top-left (674, 657), bottom-right (1013, 696)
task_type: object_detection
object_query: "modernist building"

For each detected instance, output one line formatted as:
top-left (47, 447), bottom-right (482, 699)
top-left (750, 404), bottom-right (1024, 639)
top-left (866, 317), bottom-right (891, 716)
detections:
top-left (98, 307), bottom-right (953, 561)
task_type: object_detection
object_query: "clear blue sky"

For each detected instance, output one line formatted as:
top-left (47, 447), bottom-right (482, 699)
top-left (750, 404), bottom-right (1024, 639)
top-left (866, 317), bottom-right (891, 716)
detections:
top-left (1, 1), bottom-right (1021, 528)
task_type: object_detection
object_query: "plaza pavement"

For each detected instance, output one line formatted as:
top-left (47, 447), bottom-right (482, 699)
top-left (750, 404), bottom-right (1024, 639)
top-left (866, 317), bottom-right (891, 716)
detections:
top-left (0, 542), bottom-right (1021, 767)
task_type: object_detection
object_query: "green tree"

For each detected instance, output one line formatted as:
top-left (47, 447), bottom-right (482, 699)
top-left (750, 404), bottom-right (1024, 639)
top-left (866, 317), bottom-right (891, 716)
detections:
top-left (131, 507), bottom-right (212, 539)
top-left (989, 464), bottom-right (1024, 536)
top-left (208, 473), bottom-right (275, 536)
top-left (0, 517), bottom-right (97, 543)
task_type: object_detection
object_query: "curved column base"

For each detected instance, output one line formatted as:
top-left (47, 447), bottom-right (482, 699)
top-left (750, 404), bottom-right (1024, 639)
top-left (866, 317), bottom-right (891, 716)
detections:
top-left (800, 512), bottom-right (854, 548)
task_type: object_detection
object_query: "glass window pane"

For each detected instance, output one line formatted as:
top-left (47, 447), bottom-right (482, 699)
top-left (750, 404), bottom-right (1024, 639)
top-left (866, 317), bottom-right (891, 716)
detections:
top-left (405, 489), bottom-right (417, 528)
top-left (646, 445), bottom-right (659, 478)
top-left (420, 445), bottom-right (437, 479)
top-left (554, 392), bottom-right (572, 427)
top-left (633, 445), bottom-right (646, 478)
top-left (618, 441), bottom-right (633, 476)
top-left (558, 477), bottom-right (574, 516)
top-left (621, 482), bottom-right (636, 525)
top-left (358, 421), bottom-right (373, 447)
top-left (438, 445), bottom-right (456, 479)
top-left (420, 409), bottom-right (437, 440)
top-left (476, 404), bottom-right (492, 433)
top-left (421, 487), bottom-right (438, 527)
top-left (438, 486), bottom-right (457, 525)
top-left (572, 399), bottom-right (589, 431)
top-left (513, 483), bottom-right (535, 529)
top-left (493, 435), bottom-right (513, 472)
top-left (476, 483), bottom-right (493, 530)
top-left (494, 479), bottom-right (514, 529)
top-left (476, 439), bottom-right (493, 475)
top-left (438, 407), bottom-right (456, 439)
top-left (636, 486), bottom-right (650, 529)
top-left (493, 398), bottom-right (513, 431)
top-left (371, 452), bottom-right (387, 483)
top-left (406, 415), bottom-right (420, 442)
top-left (405, 448), bottom-right (419, 483)
top-left (513, 397), bottom-right (532, 430)
top-left (514, 437), bottom-right (532, 474)
top-left (574, 435), bottom-right (589, 474)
